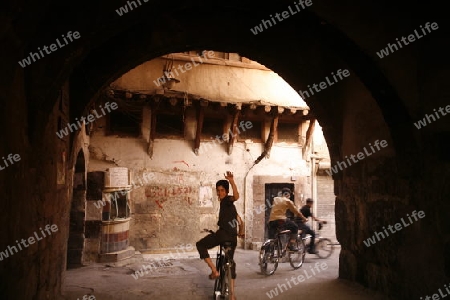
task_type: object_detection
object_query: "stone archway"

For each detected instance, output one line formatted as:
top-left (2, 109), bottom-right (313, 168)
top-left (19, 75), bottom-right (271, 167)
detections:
top-left (0, 1), bottom-right (448, 299)
top-left (67, 150), bottom-right (87, 268)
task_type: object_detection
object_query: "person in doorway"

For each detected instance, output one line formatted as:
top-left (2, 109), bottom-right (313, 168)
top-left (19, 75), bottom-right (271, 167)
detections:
top-left (268, 187), bottom-right (307, 251)
top-left (196, 171), bottom-right (242, 300)
top-left (296, 198), bottom-right (327, 254)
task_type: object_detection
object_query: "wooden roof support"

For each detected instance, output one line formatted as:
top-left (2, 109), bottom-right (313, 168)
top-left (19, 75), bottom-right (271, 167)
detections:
top-left (302, 118), bottom-right (316, 158)
top-left (147, 105), bottom-right (157, 158)
top-left (194, 105), bottom-right (205, 155)
top-left (254, 113), bottom-right (279, 164)
top-left (277, 106), bottom-right (285, 114)
top-left (228, 108), bottom-right (240, 155)
top-left (183, 97), bottom-right (192, 107)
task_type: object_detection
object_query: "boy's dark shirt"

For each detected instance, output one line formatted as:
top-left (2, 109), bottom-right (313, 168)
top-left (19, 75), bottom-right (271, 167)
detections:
top-left (217, 195), bottom-right (238, 235)
top-left (299, 205), bottom-right (313, 222)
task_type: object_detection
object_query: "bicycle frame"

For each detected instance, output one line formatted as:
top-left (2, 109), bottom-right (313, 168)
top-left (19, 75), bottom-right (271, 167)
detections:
top-left (201, 229), bottom-right (233, 300)
top-left (260, 228), bottom-right (305, 275)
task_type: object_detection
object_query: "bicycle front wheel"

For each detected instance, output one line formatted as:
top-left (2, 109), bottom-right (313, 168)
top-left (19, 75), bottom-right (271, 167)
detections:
top-left (213, 254), bottom-right (223, 299)
top-left (316, 238), bottom-right (334, 259)
top-left (221, 262), bottom-right (232, 300)
top-left (259, 240), bottom-right (278, 275)
top-left (289, 236), bottom-right (306, 269)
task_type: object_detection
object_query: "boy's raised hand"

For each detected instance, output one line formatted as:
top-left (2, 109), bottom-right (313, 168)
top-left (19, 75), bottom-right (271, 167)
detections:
top-left (224, 171), bottom-right (234, 181)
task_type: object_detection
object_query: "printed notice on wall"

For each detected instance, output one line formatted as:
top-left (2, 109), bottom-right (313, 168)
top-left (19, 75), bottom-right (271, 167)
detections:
top-left (199, 185), bottom-right (213, 207)
top-left (106, 167), bottom-right (129, 187)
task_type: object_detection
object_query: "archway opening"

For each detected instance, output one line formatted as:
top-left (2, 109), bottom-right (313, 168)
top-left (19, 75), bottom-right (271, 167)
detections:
top-left (67, 150), bottom-right (87, 268)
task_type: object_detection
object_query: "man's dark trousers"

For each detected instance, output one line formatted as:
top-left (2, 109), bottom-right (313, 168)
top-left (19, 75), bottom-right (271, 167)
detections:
top-left (298, 222), bottom-right (316, 250)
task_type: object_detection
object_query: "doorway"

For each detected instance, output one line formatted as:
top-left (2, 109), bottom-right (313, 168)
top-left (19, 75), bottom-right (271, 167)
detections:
top-left (264, 183), bottom-right (295, 240)
top-left (67, 151), bottom-right (86, 268)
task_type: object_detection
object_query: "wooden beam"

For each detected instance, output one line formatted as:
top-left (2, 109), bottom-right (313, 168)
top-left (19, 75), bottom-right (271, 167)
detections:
top-left (228, 109), bottom-right (239, 155)
top-left (297, 122), bottom-right (303, 145)
top-left (302, 118), bottom-right (316, 158)
top-left (254, 113), bottom-right (279, 164)
top-left (183, 97), bottom-right (192, 107)
top-left (194, 105), bottom-right (205, 155)
top-left (147, 105), bottom-right (157, 158)
top-left (277, 106), bottom-right (285, 114)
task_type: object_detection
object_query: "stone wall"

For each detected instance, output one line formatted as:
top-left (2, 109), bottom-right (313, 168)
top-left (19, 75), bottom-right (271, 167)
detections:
top-left (87, 105), bottom-right (312, 251)
top-left (315, 175), bottom-right (336, 241)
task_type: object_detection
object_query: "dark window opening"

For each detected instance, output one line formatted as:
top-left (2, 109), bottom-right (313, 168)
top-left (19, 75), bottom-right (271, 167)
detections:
top-left (109, 109), bottom-right (141, 137)
top-left (238, 120), bottom-right (262, 141)
top-left (277, 122), bottom-right (299, 143)
top-left (110, 193), bottom-right (130, 219)
top-left (201, 117), bottom-right (225, 139)
top-left (155, 114), bottom-right (184, 138)
top-left (103, 192), bottom-right (130, 221)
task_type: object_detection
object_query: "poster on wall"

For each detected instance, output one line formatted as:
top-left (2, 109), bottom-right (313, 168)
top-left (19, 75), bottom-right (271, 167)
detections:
top-left (198, 185), bottom-right (213, 207)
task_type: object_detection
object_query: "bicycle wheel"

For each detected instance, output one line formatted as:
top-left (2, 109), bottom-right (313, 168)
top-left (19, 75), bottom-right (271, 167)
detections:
top-left (221, 262), bottom-right (232, 300)
top-left (289, 237), bottom-right (306, 269)
top-left (259, 240), bottom-right (278, 275)
top-left (315, 238), bottom-right (334, 259)
top-left (213, 254), bottom-right (223, 299)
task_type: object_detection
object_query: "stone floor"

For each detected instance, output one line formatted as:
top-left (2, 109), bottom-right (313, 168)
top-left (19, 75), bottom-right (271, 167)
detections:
top-left (60, 246), bottom-right (394, 300)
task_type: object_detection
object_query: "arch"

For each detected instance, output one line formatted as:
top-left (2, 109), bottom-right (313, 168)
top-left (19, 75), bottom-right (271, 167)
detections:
top-left (3, 1), bottom-right (444, 298)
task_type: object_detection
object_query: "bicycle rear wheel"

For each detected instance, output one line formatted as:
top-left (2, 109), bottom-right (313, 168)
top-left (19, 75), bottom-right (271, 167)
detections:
top-left (259, 240), bottom-right (278, 275)
top-left (316, 238), bottom-right (333, 258)
top-left (289, 236), bottom-right (306, 269)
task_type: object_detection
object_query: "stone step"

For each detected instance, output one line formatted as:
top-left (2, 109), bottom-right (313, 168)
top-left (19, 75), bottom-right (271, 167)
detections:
top-left (98, 246), bottom-right (136, 265)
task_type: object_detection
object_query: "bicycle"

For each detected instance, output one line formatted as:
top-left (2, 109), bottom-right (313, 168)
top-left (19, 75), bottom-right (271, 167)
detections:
top-left (201, 229), bottom-right (234, 300)
top-left (259, 227), bottom-right (306, 276)
top-left (299, 221), bottom-right (334, 259)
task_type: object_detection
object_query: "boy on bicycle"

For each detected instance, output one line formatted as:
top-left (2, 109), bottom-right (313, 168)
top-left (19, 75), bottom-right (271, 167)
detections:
top-left (268, 187), bottom-right (307, 251)
top-left (295, 198), bottom-right (327, 254)
top-left (196, 171), bottom-right (242, 300)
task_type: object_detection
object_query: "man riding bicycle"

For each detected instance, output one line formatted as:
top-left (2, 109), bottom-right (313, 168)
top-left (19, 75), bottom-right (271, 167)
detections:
top-left (268, 188), bottom-right (307, 251)
top-left (294, 198), bottom-right (327, 254)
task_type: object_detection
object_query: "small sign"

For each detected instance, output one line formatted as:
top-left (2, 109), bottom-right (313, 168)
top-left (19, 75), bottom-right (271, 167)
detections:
top-left (105, 167), bottom-right (130, 187)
